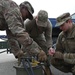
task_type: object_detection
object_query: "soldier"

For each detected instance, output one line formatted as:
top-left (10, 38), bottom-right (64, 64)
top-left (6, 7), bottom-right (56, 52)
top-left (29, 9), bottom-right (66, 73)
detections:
top-left (0, 0), bottom-right (47, 63)
top-left (24, 10), bottom-right (53, 75)
top-left (49, 12), bottom-right (75, 75)
top-left (24, 10), bottom-right (52, 54)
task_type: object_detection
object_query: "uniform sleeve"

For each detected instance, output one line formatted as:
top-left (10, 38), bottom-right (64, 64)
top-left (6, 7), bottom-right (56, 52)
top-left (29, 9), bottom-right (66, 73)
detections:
top-left (24, 19), bottom-right (30, 30)
top-left (24, 19), bottom-right (33, 32)
top-left (45, 20), bottom-right (52, 48)
top-left (63, 53), bottom-right (75, 64)
top-left (2, 1), bottom-right (41, 56)
top-left (56, 32), bottom-right (64, 53)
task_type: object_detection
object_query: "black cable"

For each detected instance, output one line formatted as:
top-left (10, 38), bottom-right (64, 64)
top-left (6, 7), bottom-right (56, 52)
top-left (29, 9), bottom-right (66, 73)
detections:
top-left (22, 59), bottom-right (30, 75)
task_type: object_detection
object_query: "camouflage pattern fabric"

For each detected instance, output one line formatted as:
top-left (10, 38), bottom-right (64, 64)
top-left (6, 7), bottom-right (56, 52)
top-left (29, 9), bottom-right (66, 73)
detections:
top-left (55, 12), bottom-right (71, 27)
top-left (51, 24), bottom-right (75, 74)
top-left (51, 57), bottom-right (74, 73)
top-left (24, 16), bottom-right (53, 75)
top-left (24, 19), bottom-right (52, 53)
top-left (36, 10), bottom-right (48, 27)
top-left (0, 0), bottom-right (42, 57)
top-left (56, 24), bottom-right (75, 64)
top-left (0, 1), bottom-right (52, 75)
top-left (19, 1), bottom-right (34, 20)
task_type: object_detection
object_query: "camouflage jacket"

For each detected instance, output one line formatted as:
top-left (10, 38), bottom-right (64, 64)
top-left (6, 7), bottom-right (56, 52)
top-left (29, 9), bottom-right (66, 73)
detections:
top-left (56, 24), bottom-right (75, 64)
top-left (0, 0), bottom-right (41, 57)
top-left (24, 19), bottom-right (52, 50)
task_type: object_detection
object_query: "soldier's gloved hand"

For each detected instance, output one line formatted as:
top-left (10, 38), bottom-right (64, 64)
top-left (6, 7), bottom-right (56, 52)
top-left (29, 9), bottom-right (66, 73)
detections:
top-left (54, 51), bottom-right (63, 59)
top-left (15, 50), bottom-right (25, 66)
top-left (38, 50), bottom-right (47, 62)
top-left (15, 50), bottom-right (24, 58)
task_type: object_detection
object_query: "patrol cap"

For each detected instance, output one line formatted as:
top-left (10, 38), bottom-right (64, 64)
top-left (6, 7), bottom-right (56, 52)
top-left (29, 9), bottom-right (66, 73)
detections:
top-left (20, 1), bottom-right (34, 20)
top-left (36, 10), bottom-right (48, 27)
top-left (55, 12), bottom-right (71, 27)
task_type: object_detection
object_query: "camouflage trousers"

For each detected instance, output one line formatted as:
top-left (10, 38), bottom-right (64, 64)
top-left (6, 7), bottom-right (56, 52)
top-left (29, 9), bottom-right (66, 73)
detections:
top-left (51, 57), bottom-right (75, 75)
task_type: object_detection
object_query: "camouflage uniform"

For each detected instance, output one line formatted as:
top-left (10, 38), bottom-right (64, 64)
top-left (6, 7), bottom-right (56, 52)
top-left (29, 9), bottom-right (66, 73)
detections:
top-left (24, 10), bottom-right (52, 54)
top-left (0, 0), bottom-right (42, 57)
top-left (51, 13), bottom-right (75, 75)
top-left (24, 10), bottom-right (53, 75)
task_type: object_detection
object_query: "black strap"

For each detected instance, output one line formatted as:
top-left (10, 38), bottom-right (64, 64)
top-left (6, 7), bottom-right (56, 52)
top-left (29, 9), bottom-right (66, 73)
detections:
top-left (21, 58), bottom-right (35, 75)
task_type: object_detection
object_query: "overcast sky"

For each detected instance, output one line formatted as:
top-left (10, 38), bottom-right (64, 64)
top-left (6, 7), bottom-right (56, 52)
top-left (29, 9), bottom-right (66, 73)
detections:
top-left (12, 0), bottom-right (75, 18)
